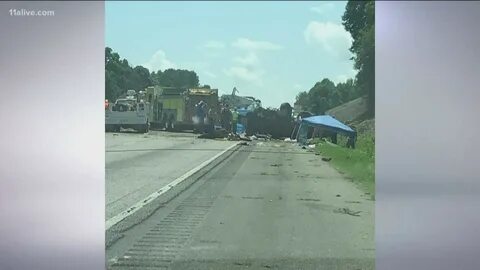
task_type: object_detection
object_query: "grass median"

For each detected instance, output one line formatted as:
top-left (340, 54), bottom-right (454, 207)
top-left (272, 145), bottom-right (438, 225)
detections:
top-left (315, 132), bottom-right (375, 199)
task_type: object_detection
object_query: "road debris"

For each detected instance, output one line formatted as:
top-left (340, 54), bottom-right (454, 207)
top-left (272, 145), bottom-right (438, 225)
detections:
top-left (255, 133), bottom-right (272, 140)
top-left (333, 207), bottom-right (361, 216)
top-left (345, 201), bottom-right (361, 204)
top-left (298, 198), bottom-right (321, 202)
top-left (322, 157), bottom-right (332, 162)
top-left (336, 194), bottom-right (341, 197)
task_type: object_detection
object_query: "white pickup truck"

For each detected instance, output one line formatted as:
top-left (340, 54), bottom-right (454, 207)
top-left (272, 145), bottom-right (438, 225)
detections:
top-left (105, 90), bottom-right (149, 133)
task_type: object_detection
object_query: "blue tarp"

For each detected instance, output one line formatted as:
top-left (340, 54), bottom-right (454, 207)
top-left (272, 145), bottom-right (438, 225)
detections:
top-left (236, 123), bottom-right (246, 134)
top-left (301, 115), bottom-right (354, 135)
top-left (236, 109), bottom-right (249, 116)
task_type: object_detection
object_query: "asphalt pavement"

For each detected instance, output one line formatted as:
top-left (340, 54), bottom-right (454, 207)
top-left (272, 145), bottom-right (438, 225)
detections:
top-left (106, 131), bottom-right (237, 220)
top-left (106, 139), bottom-right (374, 270)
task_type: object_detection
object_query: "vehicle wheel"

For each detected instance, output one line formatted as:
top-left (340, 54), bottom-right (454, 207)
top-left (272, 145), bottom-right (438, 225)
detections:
top-left (140, 123), bottom-right (149, 133)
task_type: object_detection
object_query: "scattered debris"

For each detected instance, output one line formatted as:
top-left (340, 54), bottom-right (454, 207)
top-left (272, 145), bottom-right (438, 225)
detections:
top-left (308, 144), bottom-right (316, 149)
top-left (251, 135), bottom-right (258, 140)
top-left (333, 207), bottom-right (361, 216)
top-left (255, 133), bottom-right (272, 140)
top-left (234, 262), bottom-right (252, 266)
top-left (336, 194), bottom-right (341, 197)
top-left (239, 141), bottom-right (249, 146)
top-left (240, 136), bottom-right (252, 141)
top-left (260, 172), bottom-right (279, 176)
top-left (198, 129), bottom-right (228, 139)
top-left (242, 196), bottom-right (264, 200)
top-left (227, 133), bottom-right (241, 141)
top-left (270, 163), bottom-right (282, 167)
top-left (298, 198), bottom-right (321, 202)
top-left (345, 201), bottom-right (361, 204)
top-left (322, 157), bottom-right (332, 162)
top-left (302, 146), bottom-right (306, 149)
top-left (314, 152), bottom-right (320, 156)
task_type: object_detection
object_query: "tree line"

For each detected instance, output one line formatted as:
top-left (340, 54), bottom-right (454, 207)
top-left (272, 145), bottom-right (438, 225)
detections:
top-left (295, 78), bottom-right (361, 115)
top-left (105, 47), bottom-right (200, 101)
top-left (295, 1), bottom-right (374, 117)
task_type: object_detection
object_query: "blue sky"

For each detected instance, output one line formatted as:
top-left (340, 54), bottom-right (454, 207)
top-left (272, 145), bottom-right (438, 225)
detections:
top-left (106, 1), bottom-right (356, 108)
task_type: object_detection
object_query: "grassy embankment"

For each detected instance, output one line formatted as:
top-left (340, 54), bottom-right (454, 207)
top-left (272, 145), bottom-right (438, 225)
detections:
top-left (315, 128), bottom-right (375, 199)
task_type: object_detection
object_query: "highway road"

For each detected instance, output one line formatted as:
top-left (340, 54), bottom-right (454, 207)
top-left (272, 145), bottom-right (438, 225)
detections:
top-left (106, 137), bottom-right (374, 270)
top-left (106, 131), bottom-right (237, 220)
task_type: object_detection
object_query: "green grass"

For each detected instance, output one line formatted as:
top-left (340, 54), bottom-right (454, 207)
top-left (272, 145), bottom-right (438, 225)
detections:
top-left (315, 132), bottom-right (375, 199)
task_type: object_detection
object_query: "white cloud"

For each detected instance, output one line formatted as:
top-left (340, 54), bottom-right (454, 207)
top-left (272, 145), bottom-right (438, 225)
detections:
top-left (333, 69), bottom-right (358, 84)
top-left (204, 40), bottom-right (226, 50)
top-left (225, 38), bottom-right (282, 86)
top-left (304, 21), bottom-right (353, 59)
top-left (143, 49), bottom-right (177, 71)
top-left (233, 52), bottom-right (260, 66)
top-left (232, 38), bottom-right (283, 51)
top-left (224, 66), bottom-right (265, 85)
top-left (310, 3), bottom-right (335, 15)
top-left (203, 70), bottom-right (217, 78)
top-left (333, 75), bottom-right (349, 84)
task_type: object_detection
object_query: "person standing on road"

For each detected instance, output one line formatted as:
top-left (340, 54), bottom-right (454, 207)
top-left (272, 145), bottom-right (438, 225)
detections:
top-left (195, 100), bottom-right (207, 133)
top-left (168, 113), bottom-right (175, 131)
top-left (232, 108), bottom-right (238, 134)
top-left (221, 105), bottom-right (231, 132)
top-left (346, 132), bottom-right (356, 149)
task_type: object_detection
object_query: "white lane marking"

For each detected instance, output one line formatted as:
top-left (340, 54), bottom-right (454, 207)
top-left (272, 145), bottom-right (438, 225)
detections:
top-left (106, 142), bottom-right (239, 231)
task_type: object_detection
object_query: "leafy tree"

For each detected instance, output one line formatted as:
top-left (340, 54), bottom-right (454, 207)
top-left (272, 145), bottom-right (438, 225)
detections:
top-left (279, 102), bottom-right (293, 118)
top-left (295, 91), bottom-right (309, 108)
top-left (336, 78), bottom-right (356, 103)
top-left (105, 47), bottom-right (201, 101)
top-left (307, 78), bottom-right (336, 114)
top-left (342, 0), bottom-right (375, 116)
